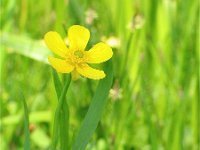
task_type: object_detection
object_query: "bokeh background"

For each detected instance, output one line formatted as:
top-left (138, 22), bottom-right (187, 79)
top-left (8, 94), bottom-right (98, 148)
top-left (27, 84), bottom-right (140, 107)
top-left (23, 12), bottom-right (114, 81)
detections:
top-left (0, 0), bottom-right (199, 149)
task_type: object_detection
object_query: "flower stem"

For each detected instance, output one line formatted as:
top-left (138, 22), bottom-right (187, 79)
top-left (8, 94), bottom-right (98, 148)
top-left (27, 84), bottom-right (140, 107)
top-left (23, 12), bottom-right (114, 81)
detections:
top-left (51, 74), bottom-right (71, 150)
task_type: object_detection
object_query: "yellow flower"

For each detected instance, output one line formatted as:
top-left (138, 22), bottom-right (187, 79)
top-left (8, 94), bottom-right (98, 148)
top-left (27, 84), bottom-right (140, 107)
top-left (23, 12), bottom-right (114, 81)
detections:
top-left (44, 25), bottom-right (113, 80)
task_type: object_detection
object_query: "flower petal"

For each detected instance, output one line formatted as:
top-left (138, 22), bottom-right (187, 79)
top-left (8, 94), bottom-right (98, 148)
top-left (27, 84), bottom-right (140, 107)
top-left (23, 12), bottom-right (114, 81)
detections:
top-left (48, 56), bottom-right (74, 73)
top-left (68, 25), bottom-right (90, 51)
top-left (44, 31), bottom-right (69, 57)
top-left (76, 64), bottom-right (105, 80)
top-left (85, 42), bottom-right (113, 64)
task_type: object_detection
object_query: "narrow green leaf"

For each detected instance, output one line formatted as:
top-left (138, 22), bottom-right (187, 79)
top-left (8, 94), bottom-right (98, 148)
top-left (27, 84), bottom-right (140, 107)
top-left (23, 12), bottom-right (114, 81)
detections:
top-left (72, 60), bottom-right (113, 150)
top-left (52, 69), bottom-right (63, 98)
top-left (51, 70), bottom-right (62, 150)
top-left (52, 71), bottom-right (70, 150)
top-left (51, 110), bottom-right (60, 150)
top-left (20, 92), bottom-right (30, 150)
top-left (60, 100), bottom-right (69, 150)
top-left (53, 70), bottom-right (69, 150)
top-left (51, 74), bottom-right (71, 150)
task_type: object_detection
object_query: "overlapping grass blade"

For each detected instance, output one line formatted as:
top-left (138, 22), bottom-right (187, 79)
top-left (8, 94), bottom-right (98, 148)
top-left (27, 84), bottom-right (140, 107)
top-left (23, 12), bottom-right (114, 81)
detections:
top-left (51, 70), bottom-right (62, 149)
top-left (51, 72), bottom-right (71, 150)
top-left (52, 70), bottom-right (70, 150)
top-left (52, 70), bottom-right (63, 98)
top-left (72, 60), bottom-right (113, 150)
top-left (59, 100), bottom-right (69, 150)
top-left (20, 92), bottom-right (30, 150)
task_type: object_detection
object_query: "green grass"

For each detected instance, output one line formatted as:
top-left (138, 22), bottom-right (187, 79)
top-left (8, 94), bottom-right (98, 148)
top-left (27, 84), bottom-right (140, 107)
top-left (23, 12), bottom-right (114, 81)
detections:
top-left (0, 0), bottom-right (199, 149)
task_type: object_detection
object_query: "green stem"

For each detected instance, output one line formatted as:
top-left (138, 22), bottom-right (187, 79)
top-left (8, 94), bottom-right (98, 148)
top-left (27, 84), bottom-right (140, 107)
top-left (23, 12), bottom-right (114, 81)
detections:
top-left (60, 100), bottom-right (70, 150)
top-left (20, 92), bottom-right (30, 150)
top-left (51, 74), bottom-right (71, 150)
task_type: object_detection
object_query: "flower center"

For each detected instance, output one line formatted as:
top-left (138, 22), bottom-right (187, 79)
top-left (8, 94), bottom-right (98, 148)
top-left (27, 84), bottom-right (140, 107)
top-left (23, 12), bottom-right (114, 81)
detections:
top-left (74, 50), bottom-right (84, 58)
top-left (66, 50), bottom-right (85, 65)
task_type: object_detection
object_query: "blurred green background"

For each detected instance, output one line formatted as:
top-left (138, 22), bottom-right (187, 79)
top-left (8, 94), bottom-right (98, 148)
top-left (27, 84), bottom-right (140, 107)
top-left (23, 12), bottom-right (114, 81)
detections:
top-left (0, 0), bottom-right (199, 149)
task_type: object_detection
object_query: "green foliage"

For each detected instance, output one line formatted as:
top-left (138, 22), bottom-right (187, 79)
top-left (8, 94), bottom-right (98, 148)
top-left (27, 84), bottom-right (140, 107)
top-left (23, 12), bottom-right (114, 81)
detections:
top-left (0, 0), bottom-right (199, 150)
top-left (72, 60), bottom-right (113, 150)
top-left (51, 73), bottom-right (71, 150)
top-left (20, 92), bottom-right (30, 150)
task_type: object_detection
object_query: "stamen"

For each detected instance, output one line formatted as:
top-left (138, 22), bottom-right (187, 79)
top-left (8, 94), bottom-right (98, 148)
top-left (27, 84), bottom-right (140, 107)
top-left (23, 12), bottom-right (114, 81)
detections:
top-left (74, 50), bottom-right (84, 58)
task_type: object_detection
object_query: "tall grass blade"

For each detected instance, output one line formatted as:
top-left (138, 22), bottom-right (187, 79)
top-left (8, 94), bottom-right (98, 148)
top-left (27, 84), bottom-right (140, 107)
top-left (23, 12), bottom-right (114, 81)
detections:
top-left (52, 69), bottom-right (63, 98)
top-left (59, 100), bottom-right (69, 150)
top-left (20, 92), bottom-right (30, 150)
top-left (51, 74), bottom-right (71, 150)
top-left (72, 60), bottom-right (113, 150)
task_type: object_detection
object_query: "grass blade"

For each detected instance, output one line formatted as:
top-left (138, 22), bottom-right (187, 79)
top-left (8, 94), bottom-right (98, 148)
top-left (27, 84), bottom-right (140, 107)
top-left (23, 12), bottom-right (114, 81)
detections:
top-left (52, 69), bottom-right (63, 98)
top-left (51, 70), bottom-right (62, 150)
top-left (51, 74), bottom-right (71, 150)
top-left (60, 100), bottom-right (69, 150)
top-left (20, 93), bottom-right (30, 150)
top-left (72, 60), bottom-right (113, 150)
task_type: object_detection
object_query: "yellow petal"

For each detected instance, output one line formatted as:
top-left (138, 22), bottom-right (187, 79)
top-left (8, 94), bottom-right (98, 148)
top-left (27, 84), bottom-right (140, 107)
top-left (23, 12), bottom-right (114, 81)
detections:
top-left (76, 64), bottom-right (105, 80)
top-left (85, 42), bottom-right (113, 64)
top-left (48, 56), bottom-right (74, 73)
top-left (44, 31), bottom-right (69, 57)
top-left (68, 25), bottom-right (90, 51)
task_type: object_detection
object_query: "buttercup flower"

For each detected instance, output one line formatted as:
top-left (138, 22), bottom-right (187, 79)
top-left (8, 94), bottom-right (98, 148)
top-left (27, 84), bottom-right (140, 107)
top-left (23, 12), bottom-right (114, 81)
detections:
top-left (44, 25), bottom-right (113, 80)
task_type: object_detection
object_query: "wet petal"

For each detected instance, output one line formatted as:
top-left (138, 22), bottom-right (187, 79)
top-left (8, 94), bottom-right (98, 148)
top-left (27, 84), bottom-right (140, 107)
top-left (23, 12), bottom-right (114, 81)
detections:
top-left (76, 64), bottom-right (105, 80)
top-left (68, 25), bottom-right (90, 51)
top-left (48, 56), bottom-right (74, 73)
top-left (85, 42), bottom-right (113, 64)
top-left (44, 31), bottom-right (69, 57)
